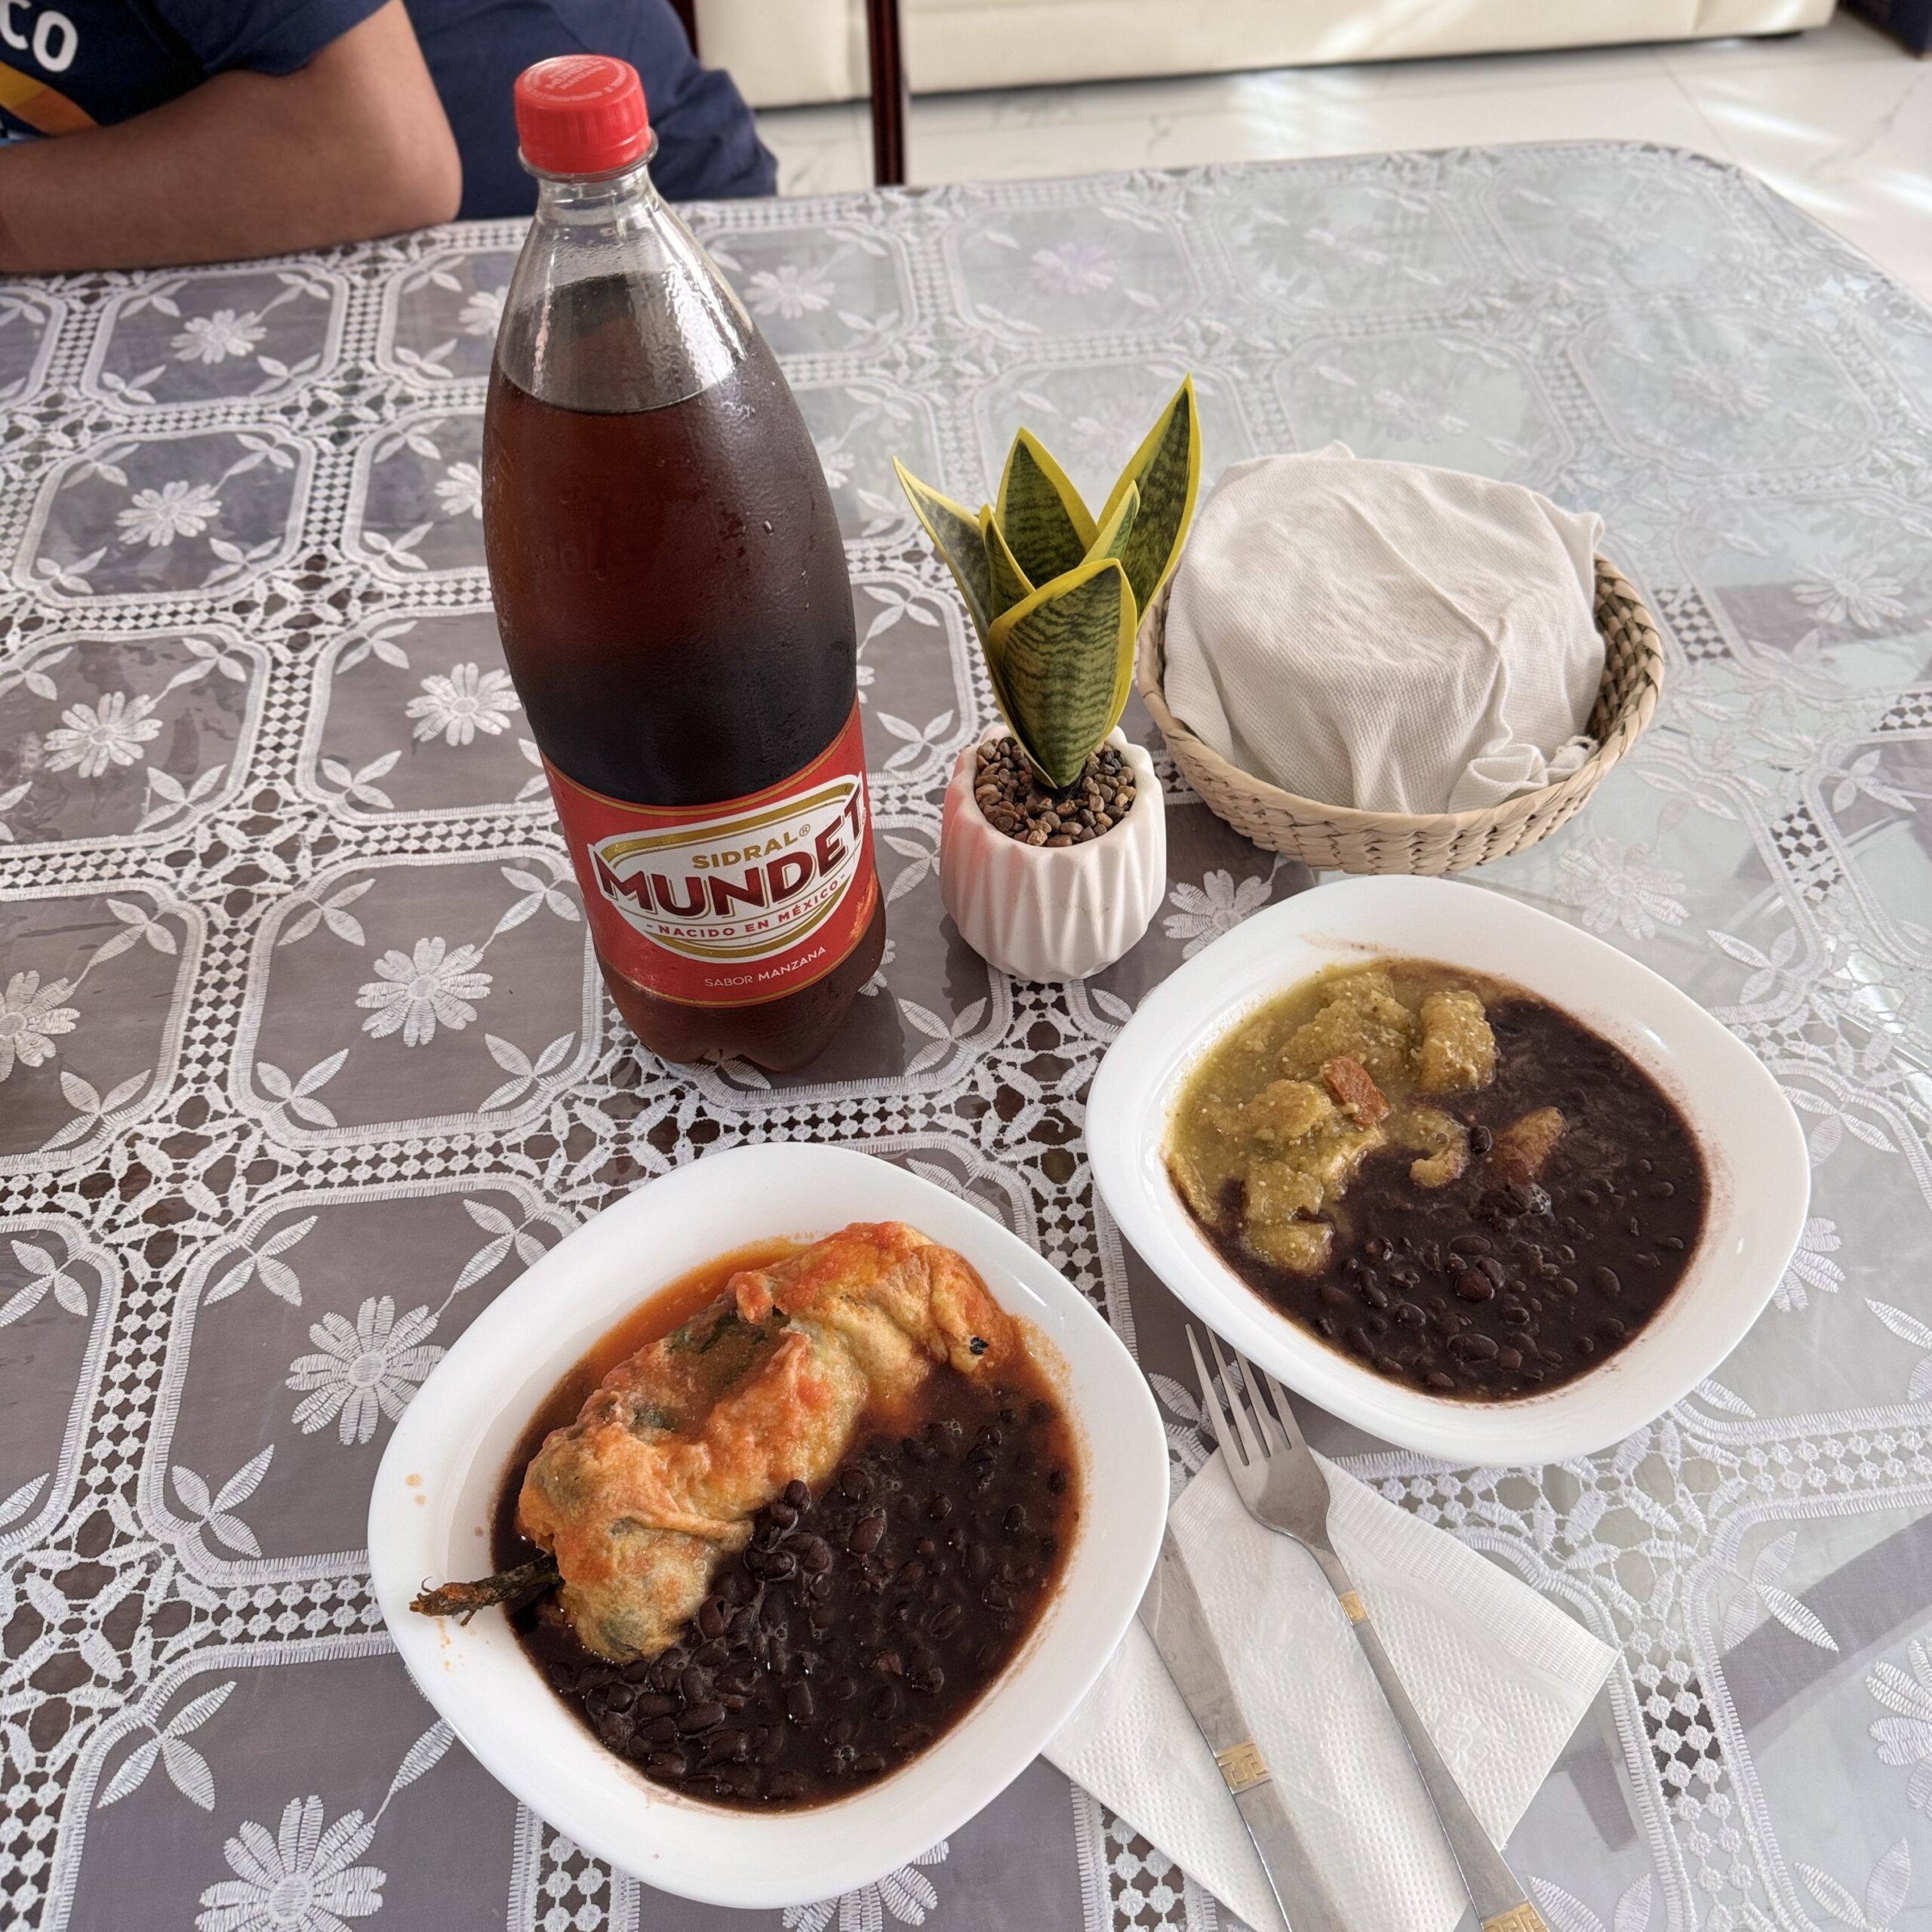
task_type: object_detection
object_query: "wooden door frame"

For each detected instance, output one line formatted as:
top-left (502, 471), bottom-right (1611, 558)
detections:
top-left (675, 0), bottom-right (909, 188)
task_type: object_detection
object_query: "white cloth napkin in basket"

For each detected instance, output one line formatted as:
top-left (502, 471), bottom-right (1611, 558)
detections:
top-left (1047, 1452), bottom-right (1614, 1932)
top-left (1161, 447), bottom-right (1607, 815)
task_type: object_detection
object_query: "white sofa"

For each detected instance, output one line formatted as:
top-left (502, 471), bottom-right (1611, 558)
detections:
top-left (698, 0), bottom-right (1835, 109)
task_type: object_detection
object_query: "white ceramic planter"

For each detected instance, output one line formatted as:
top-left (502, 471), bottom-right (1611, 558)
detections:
top-left (940, 726), bottom-right (1166, 981)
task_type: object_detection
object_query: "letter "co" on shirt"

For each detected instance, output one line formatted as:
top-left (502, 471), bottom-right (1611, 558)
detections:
top-left (1, 4), bottom-right (79, 74)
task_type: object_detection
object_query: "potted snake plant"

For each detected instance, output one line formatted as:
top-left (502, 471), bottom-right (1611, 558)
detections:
top-left (895, 379), bottom-right (1200, 980)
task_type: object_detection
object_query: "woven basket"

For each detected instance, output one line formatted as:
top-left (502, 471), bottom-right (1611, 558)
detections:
top-left (1136, 554), bottom-right (1664, 875)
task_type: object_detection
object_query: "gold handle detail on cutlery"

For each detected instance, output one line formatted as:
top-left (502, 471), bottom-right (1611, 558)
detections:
top-left (1337, 1588), bottom-right (1367, 1623)
top-left (1482, 1906), bottom-right (1550, 1932)
top-left (1215, 1740), bottom-right (1270, 1793)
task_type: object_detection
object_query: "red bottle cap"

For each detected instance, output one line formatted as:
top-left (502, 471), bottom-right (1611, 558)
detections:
top-left (514, 57), bottom-right (651, 176)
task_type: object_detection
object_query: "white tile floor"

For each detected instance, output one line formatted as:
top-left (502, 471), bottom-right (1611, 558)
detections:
top-left (755, 11), bottom-right (1932, 303)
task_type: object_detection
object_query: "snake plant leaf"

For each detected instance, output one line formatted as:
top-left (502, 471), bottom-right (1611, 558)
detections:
top-left (980, 505), bottom-right (1036, 626)
top-left (995, 429), bottom-right (1097, 588)
top-left (894, 459), bottom-right (993, 645)
top-left (1087, 480), bottom-right (1140, 568)
top-left (989, 555), bottom-right (1136, 790)
top-left (1098, 377), bottom-right (1201, 615)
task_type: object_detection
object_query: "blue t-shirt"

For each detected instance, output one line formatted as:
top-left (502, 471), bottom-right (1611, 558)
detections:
top-left (0, 0), bottom-right (775, 214)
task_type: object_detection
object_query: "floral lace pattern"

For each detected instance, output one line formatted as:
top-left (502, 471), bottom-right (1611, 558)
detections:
top-left (2, 144), bottom-right (1930, 1932)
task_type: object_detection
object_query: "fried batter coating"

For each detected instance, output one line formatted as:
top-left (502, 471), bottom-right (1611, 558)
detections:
top-left (1280, 971), bottom-right (1417, 1087)
top-left (1415, 989), bottom-right (1497, 1094)
top-left (1396, 1105), bottom-right (1471, 1189)
top-left (515, 1223), bottom-right (1013, 1660)
top-left (1491, 1106), bottom-right (1565, 1186)
top-left (1207, 1078), bottom-right (1336, 1148)
top-left (1245, 1218), bottom-right (1333, 1275)
top-left (1244, 1161), bottom-right (1324, 1225)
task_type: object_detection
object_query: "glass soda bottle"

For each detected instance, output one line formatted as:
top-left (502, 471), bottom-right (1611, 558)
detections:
top-left (482, 56), bottom-right (884, 1072)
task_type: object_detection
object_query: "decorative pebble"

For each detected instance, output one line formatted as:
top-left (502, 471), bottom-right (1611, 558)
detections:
top-left (973, 736), bottom-right (1135, 848)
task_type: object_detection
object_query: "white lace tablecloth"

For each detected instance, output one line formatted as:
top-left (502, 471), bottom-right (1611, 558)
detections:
top-left (3, 143), bottom-right (1931, 1932)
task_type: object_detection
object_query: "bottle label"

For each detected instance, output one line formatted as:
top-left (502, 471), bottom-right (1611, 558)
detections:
top-left (545, 704), bottom-right (879, 1011)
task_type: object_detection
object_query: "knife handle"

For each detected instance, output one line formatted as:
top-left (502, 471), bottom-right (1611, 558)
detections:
top-left (1230, 1774), bottom-right (1353, 1932)
top-left (1306, 1543), bottom-right (1546, 1932)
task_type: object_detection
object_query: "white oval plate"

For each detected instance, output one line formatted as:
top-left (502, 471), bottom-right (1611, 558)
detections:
top-left (1088, 875), bottom-right (1807, 1465)
top-left (369, 1142), bottom-right (1166, 1911)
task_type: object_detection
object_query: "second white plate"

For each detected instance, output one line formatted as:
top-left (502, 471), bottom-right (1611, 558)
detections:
top-left (1088, 875), bottom-right (1807, 1465)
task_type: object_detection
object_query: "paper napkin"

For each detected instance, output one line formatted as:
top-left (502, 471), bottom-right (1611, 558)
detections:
top-left (1047, 1454), bottom-right (1614, 1932)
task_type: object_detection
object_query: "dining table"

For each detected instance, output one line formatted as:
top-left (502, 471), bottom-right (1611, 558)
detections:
top-left (3, 140), bottom-right (1930, 1932)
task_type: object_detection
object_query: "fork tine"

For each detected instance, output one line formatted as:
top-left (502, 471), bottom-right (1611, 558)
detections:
top-left (1260, 1367), bottom-right (1308, 1452)
top-left (1185, 1326), bottom-right (1244, 1468)
top-left (1205, 1327), bottom-right (1264, 1468)
top-left (1232, 1348), bottom-right (1290, 1460)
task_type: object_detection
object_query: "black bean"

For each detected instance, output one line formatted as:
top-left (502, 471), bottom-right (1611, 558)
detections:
top-left (827, 1673), bottom-right (859, 1703)
top-left (827, 1716), bottom-right (855, 1746)
top-left (767, 1502), bottom-right (798, 1532)
top-left (681, 1666), bottom-right (711, 1705)
top-left (1394, 1300), bottom-right (1426, 1326)
top-left (784, 1480), bottom-right (811, 1509)
top-left (769, 1771), bottom-right (807, 1801)
top-left (605, 1681), bottom-right (636, 1712)
top-left (1447, 1332), bottom-right (1500, 1361)
top-left (597, 1710), bottom-right (635, 1748)
top-left (638, 1715), bottom-right (678, 1745)
top-left (872, 1685), bottom-right (902, 1723)
top-left (848, 1512), bottom-right (887, 1555)
top-left (696, 1598), bottom-right (727, 1641)
top-left (1360, 1281), bottom-right (1392, 1311)
top-left (1002, 1506), bottom-right (1026, 1534)
top-left (1592, 1265), bottom-right (1621, 1296)
top-left (1426, 1371), bottom-right (1457, 1392)
top-left (1469, 1127), bottom-right (1494, 1155)
top-left (1455, 1274), bottom-right (1496, 1303)
top-left (646, 1752), bottom-right (688, 1781)
top-left (678, 1701), bottom-right (724, 1734)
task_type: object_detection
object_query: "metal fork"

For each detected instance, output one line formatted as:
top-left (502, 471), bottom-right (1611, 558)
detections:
top-left (1188, 1326), bottom-right (1549, 1932)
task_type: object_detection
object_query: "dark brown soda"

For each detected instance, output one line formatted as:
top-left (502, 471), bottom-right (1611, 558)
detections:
top-left (482, 278), bottom-right (883, 1071)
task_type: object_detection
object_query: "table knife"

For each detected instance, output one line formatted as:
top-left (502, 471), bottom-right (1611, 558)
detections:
top-left (1137, 1527), bottom-right (1349, 1932)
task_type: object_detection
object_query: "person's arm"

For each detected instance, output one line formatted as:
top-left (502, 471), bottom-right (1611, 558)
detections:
top-left (0, 0), bottom-right (462, 272)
